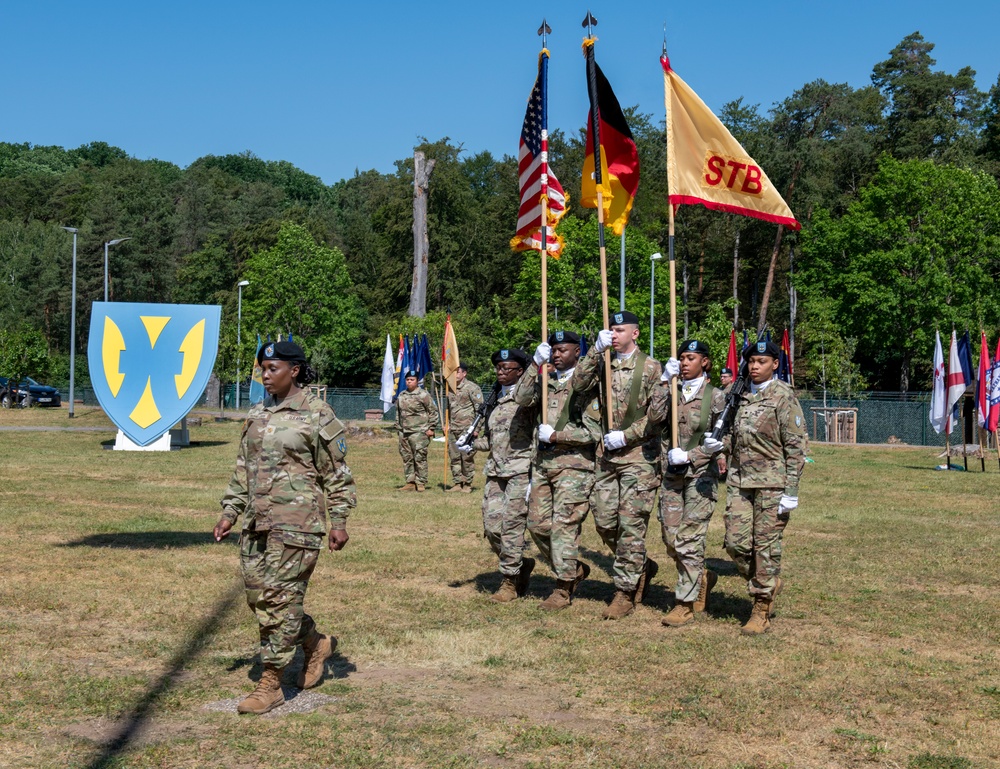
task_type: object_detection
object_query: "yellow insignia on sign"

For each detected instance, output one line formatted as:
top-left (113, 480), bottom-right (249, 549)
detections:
top-left (175, 320), bottom-right (205, 398)
top-left (140, 316), bottom-right (170, 348)
top-left (129, 377), bottom-right (162, 428)
top-left (102, 317), bottom-right (126, 398)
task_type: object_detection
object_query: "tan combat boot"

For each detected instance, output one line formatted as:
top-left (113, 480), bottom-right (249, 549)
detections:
top-left (693, 569), bottom-right (719, 613)
top-left (398, 482), bottom-right (417, 492)
top-left (415, 484), bottom-right (426, 492)
top-left (489, 577), bottom-right (518, 603)
top-left (461, 484), bottom-right (473, 494)
top-left (770, 577), bottom-right (783, 617)
top-left (602, 589), bottom-right (636, 620)
top-left (635, 558), bottom-right (659, 603)
top-left (446, 484), bottom-right (464, 493)
top-left (740, 596), bottom-right (773, 635)
top-left (237, 665), bottom-right (285, 715)
top-left (515, 557), bottom-right (535, 598)
top-left (572, 562), bottom-right (591, 594)
top-left (297, 630), bottom-right (337, 689)
top-left (662, 601), bottom-right (695, 627)
top-left (539, 580), bottom-right (574, 611)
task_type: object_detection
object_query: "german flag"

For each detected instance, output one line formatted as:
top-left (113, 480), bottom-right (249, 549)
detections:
top-left (581, 41), bottom-right (639, 236)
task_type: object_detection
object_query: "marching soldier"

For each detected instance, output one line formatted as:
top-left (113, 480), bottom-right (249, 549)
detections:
top-left (571, 310), bottom-right (662, 620)
top-left (458, 349), bottom-right (538, 602)
top-left (395, 370), bottom-right (438, 492)
top-left (446, 362), bottom-right (483, 493)
top-left (702, 339), bottom-right (806, 635)
top-left (648, 339), bottom-right (726, 627)
top-left (514, 331), bottom-right (602, 610)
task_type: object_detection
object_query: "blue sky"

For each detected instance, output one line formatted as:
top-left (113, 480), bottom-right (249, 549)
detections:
top-left (3, 1), bottom-right (998, 185)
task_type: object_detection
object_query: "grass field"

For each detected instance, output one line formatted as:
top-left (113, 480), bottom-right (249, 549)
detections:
top-left (0, 406), bottom-right (997, 769)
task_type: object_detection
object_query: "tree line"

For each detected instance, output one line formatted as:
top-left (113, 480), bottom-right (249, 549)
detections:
top-left (2, 32), bottom-right (1000, 393)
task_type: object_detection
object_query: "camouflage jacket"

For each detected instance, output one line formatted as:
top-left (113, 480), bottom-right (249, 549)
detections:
top-left (571, 347), bottom-right (662, 466)
top-left (395, 387), bottom-right (439, 435)
top-left (447, 378), bottom-right (483, 431)
top-left (724, 379), bottom-right (807, 496)
top-left (473, 384), bottom-right (538, 478)
top-left (648, 377), bottom-right (726, 479)
top-left (513, 362), bottom-right (601, 471)
top-left (220, 390), bottom-right (357, 542)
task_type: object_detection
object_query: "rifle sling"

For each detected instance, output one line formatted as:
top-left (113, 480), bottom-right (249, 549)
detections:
top-left (682, 382), bottom-right (715, 451)
top-left (618, 350), bottom-right (648, 432)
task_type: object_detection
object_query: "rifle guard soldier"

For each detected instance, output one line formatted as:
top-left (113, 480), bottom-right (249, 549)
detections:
top-left (648, 339), bottom-right (727, 627)
top-left (446, 362), bottom-right (483, 493)
top-left (515, 330), bottom-right (602, 610)
top-left (570, 310), bottom-right (663, 620)
top-left (701, 339), bottom-right (807, 635)
top-left (458, 349), bottom-right (539, 602)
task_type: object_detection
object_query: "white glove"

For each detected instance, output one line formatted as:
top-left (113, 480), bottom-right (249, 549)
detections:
top-left (533, 342), bottom-right (551, 366)
top-left (778, 495), bottom-right (798, 515)
top-left (603, 431), bottom-right (627, 451)
top-left (456, 438), bottom-right (474, 455)
top-left (661, 357), bottom-right (680, 382)
top-left (594, 329), bottom-right (613, 353)
top-left (702, 433), bottom-right (724, 454)
top-left (525, 482), bottom-right (532, 502)
top-left (537, 424), bottom-right (555, 443)
top-left (667, 448), bottom-right (689, 465)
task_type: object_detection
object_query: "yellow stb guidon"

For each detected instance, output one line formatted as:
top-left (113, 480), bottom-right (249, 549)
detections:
top-left (88, 303), bottom-right (222, 446)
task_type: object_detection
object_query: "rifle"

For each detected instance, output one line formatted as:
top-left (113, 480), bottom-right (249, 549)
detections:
top-left (457, 382), bottom-right (501, 448)
top-left (709, 358), bottom-right (751, 441)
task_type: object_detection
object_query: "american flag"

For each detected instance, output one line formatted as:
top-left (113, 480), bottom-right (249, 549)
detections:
top-left (512, 50), bottom-right (567, 256)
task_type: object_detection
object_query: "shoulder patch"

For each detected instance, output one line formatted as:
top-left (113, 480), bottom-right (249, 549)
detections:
top-left (320, 415), bottom-right (348, 460)
top-left (795, 415), bottom-right (802, 427)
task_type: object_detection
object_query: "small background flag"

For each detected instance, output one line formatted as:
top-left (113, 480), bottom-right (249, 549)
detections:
top-left (977, 332), bottom-right (990, 429)
top-left (512, 49), bottom-right (567, 257)
top-left (395, 335), bottom-right (414, 399)
top-left (581, 44), bottom-right (639, 236)
top-left (419, 334), bottom-right (434, 383)
top-left (379, 334), bottom-right (395, 413)
top-left (248, 335), bottom-right (265, 404)
top-left (778, 329), bottom-right (792, 383)
top-left (945, 330), bottom-right (967, 434)
top-left (726, 329), bottom-right (738, 376)
top-left (989, 337), bottom-right (1000, 432)
top-left (929, 330), bottom-right (946, 434)
top-left (661, 54), bottom-right (799, 230)
top-left (580, 335), bottom-right (589, 357)
top-left (441, 316), bottom-right (460, 393)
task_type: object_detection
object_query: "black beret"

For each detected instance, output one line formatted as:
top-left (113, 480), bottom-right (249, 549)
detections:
top-left (491, 348), bottom-right (530, 368)
top-left (258, 340), bottom-right (306, 364)
top-left (743, 339), bottom-right (781, 360)
top-left (548, 330), bottom-right (581, 346)
top-left (610, 310), bottom-right (640, 326)
top-left (403, 369), bottom-right (419, 379)
top-left (721, 367), bottom-right (733, 376)
top-left (680, 339), bottom-right (710, 356)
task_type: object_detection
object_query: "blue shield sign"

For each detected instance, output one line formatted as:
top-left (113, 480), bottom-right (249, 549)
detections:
top-left (88, 302), bottom-right (221, 446)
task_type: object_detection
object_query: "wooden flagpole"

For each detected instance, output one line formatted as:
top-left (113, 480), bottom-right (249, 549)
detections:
top-left (662, 35), bottom-right (679, 448)
top-left (442, 372), bottom-right (450, 490)
top-left (584, 13), bottom-right (614, 430)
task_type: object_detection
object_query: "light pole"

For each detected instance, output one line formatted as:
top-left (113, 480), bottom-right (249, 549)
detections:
top-left (649, 252), bottom-right (663, 357)
top-left (236, 280), bottom-right (250, 411)
top-left (103, 237), bottom-right (131, 302)
top-left (61, 227), bottom-right (79, 418)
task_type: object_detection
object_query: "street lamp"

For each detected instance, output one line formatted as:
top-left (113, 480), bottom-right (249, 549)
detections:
top-left (103, 237), bottom-right (131, 302)
top-left (236, 280), bottom-right (250, 411)
top-left (61, 227), bottom-right (79, 418)
top-left (649, 252), bottom-right (663, 357)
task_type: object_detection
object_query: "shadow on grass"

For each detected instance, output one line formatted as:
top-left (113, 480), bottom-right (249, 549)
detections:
top-left (99, 439), bottom-right (231, 449)
top-left (84, 580), bottom-right (244, 769)
top-left (61, 532), bottom-right (237, 549)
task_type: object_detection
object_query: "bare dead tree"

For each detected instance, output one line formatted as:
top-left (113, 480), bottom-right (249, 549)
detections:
top-left (408, 150), bottom-right (436, 318)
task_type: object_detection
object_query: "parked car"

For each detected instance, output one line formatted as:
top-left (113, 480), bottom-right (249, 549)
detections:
top-left (0, 376), bottom-right (62, 408)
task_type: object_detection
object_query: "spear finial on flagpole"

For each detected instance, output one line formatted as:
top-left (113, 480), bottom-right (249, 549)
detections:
top-left (662, 23), bottom-right (668, 57)
top-left (582, 10), bottom-right (597, 37)
top-left (538, 17), bottom-right (551, 47)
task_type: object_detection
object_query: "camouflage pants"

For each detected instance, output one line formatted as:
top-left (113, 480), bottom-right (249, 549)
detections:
top-left (482, 473), bottom-right (530, 577)
top-left (240, 529), bottom-right (321, 669)
top-left (659, 472), bottom-right (718, 603)
top-left (448, 429), bottom-right (476, 486)
top-left (592, 458), bottom-right (660, 591)
top-left (398, 431), bottom-right (430, 484)
top-left (528, 465), bottom-right (594, 582)
top-left (724, 487), bottom-right (787, 598)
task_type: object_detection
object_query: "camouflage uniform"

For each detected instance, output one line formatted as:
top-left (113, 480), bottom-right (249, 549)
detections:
top-left (648, 377), bottom-right (726, 603)
top-left (571, 347), bottom-right (662, 592)
top-left (473, 386), bottom-right (538, 577)
top-left (447, 377), bottom-right (483, 486)
top-left (513, 362), bottom-right (601, 581)
top-left (723, 379), bottom-right (807, 598)
top-left (395, 387), bottom-right (439, 485)
top-left (220, 390), bottom-right (357, 669)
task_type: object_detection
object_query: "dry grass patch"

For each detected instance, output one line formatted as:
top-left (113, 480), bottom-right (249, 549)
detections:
top-left (0, 418), bottom-right (996, 768)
